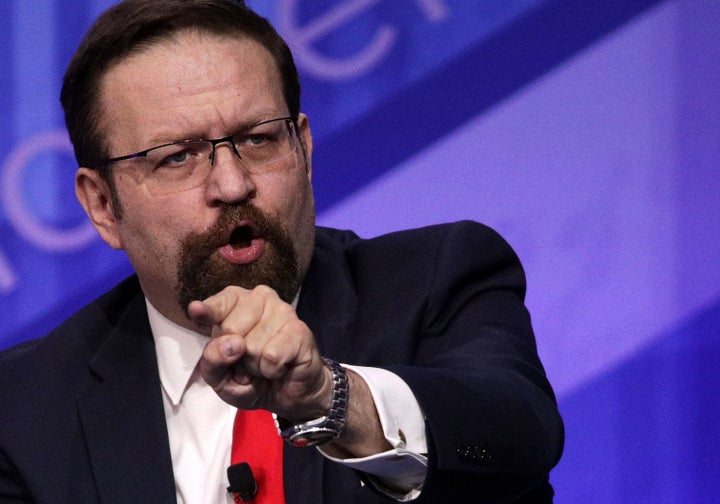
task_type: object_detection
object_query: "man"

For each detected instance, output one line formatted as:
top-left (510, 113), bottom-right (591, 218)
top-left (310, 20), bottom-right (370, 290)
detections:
top-left (0, 1), bottom-right (563, 502)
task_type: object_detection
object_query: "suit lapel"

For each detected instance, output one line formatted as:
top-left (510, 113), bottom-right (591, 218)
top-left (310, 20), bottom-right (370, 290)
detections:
top-left (285, 232), bottom-right (359, 504)
top-left (77, 289), bottom-right (176, 503)
top-left (296, 234), bottom-right (357, 363)
top-left (72, 232), bottom-right (361, 503)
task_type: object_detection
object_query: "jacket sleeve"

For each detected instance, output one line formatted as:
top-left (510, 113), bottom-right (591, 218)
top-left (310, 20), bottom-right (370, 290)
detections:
top-left (386, 221), bottom-right (564, 502)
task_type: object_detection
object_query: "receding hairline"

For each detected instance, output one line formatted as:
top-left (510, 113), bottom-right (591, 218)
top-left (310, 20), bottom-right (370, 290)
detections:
top-left (93, 28), bottom-right (286, 158)
top-left (61, 0), bottom-right (301, 171)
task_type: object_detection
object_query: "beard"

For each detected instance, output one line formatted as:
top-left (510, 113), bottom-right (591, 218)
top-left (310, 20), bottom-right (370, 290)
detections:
top-left (176, 203), bottom-right (300, 312)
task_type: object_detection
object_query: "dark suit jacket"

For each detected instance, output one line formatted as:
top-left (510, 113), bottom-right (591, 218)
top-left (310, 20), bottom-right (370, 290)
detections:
top-left (0, 221), bottom-right (563, 503)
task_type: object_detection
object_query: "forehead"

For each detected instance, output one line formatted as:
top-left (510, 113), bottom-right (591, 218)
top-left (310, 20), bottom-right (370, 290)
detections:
top-left (97, 30), bottom-right (285, 149)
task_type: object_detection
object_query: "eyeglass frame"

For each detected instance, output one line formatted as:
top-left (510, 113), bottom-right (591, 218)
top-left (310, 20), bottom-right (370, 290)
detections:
top-left (97, 115), bottom-right (299, 170)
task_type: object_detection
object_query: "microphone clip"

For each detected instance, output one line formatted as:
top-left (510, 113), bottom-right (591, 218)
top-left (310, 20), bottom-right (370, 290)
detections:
top-left (227, 462), bottom-right (258, 502)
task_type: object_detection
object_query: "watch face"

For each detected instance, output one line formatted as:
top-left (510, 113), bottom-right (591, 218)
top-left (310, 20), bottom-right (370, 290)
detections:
top-left (289, 432), bottom-right (334, 448)
top-left (284, 425), bottom-right (340, 447)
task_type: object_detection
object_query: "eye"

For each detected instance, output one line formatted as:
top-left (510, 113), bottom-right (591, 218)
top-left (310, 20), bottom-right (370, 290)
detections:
top-left (235, 121), bottom-right (286, 149)
top-left (162, 149), bottom-right (190, 165)
top-left (238, 133), bottom-right (274, 148)
top-left (151, 142), bottom-right (206, 169)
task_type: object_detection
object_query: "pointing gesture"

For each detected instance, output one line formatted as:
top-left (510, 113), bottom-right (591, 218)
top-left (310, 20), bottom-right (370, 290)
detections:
top-left (189, 285), bottom-right (332, 424)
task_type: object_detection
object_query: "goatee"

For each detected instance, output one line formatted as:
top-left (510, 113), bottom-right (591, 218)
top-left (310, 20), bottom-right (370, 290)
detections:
top-left (176, 203), bottom-right (300, 312)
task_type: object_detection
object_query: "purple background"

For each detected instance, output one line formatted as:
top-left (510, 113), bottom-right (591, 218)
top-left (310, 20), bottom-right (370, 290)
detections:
top-left (1, 1), bottom-right (719, 500)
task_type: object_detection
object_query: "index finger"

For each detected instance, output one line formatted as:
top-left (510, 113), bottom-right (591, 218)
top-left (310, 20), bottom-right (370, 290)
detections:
top-left (186, 286), bottom-right (246, 326)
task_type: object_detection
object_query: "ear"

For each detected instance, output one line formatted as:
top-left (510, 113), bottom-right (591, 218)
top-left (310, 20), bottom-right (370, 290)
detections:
top-left (75, 167), bottom-right (124, 250)
top-left (296, 113), bottom-right (313, 182)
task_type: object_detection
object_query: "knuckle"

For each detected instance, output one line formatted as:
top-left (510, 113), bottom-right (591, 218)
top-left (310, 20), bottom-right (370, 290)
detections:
top-left (218, 317), bottom-right (241, 332)
top-left (251, 284), bottom-right (276, 298)
top-left (284, 317), bottom-right (309, 336)
top-left (260, 345), bottom-right (283, 366)
top-left (223, 284), bottom-right (244, 293)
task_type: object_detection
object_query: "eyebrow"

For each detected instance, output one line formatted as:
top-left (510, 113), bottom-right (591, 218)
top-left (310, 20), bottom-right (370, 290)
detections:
top-left (153, 113), bottom-right (287, 145)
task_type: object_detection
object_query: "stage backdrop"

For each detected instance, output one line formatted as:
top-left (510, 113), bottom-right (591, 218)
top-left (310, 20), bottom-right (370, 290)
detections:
top-left (1, 0), bottom-right (719, 501)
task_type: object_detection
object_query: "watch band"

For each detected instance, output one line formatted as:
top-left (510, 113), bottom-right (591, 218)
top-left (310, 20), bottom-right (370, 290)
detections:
top-left (277, 358), bottom-right (349, 447)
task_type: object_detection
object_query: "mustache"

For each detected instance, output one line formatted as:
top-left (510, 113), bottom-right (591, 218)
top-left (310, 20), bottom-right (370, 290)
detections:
top-left (186, 203), bottom-right (282, 252)
top-left (176, 202), bottom-right (300, 309)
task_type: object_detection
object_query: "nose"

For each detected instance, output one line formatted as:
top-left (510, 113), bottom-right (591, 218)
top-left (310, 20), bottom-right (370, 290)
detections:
top-left (208, 138), bottom-right (242, 166)
top-left (203, 141), bottom-right (256, 205)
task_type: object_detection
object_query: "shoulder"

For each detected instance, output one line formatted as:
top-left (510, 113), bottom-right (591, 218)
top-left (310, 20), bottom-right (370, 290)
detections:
top-left (313, 220), bottom-right (526, 307)
top-left (318, 220), bottom-right (509, 248)
top-left (0, 275), bottom-right (144, 379)
top-left (316, 220), bottom-right (518, 272)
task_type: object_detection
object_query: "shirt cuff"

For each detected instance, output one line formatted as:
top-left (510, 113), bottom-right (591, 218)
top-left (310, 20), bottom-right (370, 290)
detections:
top-left (319, 365), bottom-right (428, 498)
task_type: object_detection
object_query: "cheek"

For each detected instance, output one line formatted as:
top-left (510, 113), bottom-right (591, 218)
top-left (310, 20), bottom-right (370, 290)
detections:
top-left (278, 164), bottom-right (313, 207)
top-left (115, 187), bottom-right (195, 260)
top-left (118, 211), bottom-right (176, 262)
top-left (279, 170), bottom-right (315, 234)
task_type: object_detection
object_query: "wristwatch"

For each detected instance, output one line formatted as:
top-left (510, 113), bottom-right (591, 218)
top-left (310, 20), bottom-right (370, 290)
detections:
top-left (277, 358), bottom-right (349, 447)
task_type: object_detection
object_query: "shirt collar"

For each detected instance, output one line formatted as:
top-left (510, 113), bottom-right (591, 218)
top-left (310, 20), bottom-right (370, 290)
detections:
top-left (145, 291), bottom-right (301, 407)
top-left (146, 299), bottom-right (207, 407)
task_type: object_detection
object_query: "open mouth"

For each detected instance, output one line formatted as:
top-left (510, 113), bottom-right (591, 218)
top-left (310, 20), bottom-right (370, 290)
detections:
top-left (215, 219), bottom-right (266, 265)
top-left (229, 224), bottom-right (255, 249)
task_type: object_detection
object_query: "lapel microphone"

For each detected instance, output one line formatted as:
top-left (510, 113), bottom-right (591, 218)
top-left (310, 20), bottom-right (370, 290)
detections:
top-left (227, 462), bottom-right (258, 502)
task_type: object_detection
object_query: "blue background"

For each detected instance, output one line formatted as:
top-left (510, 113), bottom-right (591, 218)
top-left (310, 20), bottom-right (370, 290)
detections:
top-left (1, 1), bottom-right (719, 501)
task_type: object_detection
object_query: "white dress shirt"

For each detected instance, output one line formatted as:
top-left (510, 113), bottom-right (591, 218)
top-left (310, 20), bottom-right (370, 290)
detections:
top-left (147, 300), bottom-right (427, 503)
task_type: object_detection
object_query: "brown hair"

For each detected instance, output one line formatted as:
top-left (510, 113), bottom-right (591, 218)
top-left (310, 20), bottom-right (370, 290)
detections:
top-left (61, 0), bottom-right (300, 175)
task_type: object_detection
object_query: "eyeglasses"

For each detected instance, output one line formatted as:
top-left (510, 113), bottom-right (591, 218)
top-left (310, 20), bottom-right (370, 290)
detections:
top-left (100, 116), bottom-right (299, 195)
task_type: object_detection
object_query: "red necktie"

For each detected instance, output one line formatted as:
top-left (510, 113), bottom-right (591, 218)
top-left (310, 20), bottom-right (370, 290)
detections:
top-left (230, 409), bottom-right (286, 503)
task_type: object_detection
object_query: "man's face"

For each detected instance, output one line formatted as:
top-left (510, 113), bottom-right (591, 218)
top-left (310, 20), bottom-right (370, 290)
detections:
top-left (77, 31), bottom-right (315, 331)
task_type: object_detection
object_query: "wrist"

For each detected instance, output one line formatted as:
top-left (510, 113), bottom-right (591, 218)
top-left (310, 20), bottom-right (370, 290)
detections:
top-left (277, 358), bottom-right (349, 447)
top-left (313, 359), bottom-right (336, 417)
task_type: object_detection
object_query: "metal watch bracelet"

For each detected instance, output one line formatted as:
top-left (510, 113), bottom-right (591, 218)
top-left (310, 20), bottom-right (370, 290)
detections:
top-left (277, 358), bottom-right (349, 447)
